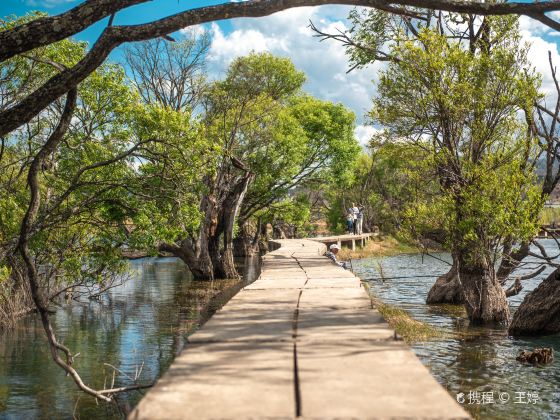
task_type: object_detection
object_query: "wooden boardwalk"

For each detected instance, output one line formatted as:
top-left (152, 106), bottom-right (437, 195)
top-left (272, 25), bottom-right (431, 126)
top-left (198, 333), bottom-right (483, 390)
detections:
top-left (129, 238), bottom-right (469, 419)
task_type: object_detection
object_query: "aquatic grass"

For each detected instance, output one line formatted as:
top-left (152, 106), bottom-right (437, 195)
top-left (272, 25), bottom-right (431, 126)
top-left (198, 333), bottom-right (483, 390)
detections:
top-left (358, 279), bottom-right (444, 342)
top-left (375, 300), bottom-right (445, 342)
top-left (427, 303), bottom-right (467, 317)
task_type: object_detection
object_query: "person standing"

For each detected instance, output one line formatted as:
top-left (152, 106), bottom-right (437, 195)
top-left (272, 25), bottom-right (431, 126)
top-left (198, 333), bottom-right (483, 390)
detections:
top-left (356, 204), bottom-right (364, 235)
top-left (351, 203), bottom-right (359, 234)
top-left (345, 208), bottom-right (354, 234)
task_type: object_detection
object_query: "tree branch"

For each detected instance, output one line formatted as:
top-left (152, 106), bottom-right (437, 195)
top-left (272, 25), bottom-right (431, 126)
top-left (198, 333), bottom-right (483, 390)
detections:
top-left (4, 0), bottom-right (560, 136)
top-left (505, 277), bottom-right (523, 298)
top-left (0, 0), bottom-right (149, 62)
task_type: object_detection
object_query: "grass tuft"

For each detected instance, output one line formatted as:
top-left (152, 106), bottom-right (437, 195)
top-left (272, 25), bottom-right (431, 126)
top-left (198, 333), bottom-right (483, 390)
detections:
top-left (375, 300), bottom-right (444, 342)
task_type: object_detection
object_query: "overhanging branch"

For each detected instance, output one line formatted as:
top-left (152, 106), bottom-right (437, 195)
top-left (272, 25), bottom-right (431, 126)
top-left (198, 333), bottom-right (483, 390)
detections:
top-left (3, 0), bottom-right (560, 137)
top-left (0, 0), bottom-right (150, 62)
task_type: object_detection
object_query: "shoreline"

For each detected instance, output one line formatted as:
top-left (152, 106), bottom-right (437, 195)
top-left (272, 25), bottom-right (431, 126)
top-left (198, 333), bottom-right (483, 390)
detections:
top-left (337, 235), bottom-right (419, 260)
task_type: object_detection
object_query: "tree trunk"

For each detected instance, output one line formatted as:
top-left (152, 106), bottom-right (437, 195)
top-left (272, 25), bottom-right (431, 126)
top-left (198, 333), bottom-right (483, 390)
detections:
top-left (426, 256), bottom-right (464, 304)
top-left (233, 221), bottom-right (260, 258)
top-left (159, 237), bottom-right (214, 280)
top-left (159, 194), bottom-right (217, 280)
top-left (210, 173), bottom-right (254, 279)
top-left (216, 212), bottom-right (237, 280)
top-left (160, 167), bottom-right (253, 280)
top-left (509, 267), bottom-right (560, 336)
top-left (459, 255), bottom-right (510, 325)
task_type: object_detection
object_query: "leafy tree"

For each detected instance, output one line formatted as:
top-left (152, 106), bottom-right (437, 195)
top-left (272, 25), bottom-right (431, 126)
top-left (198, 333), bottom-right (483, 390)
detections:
top-left (0, 23), bottom-right (212, 399)
top-left (372, 19), bottom-right (542, 325)
top-left (239, 94), bottom-right (359, 238)
top-left (159, 52), bottom-right (359, 279)
top-left (159, 52), bottom-right (305, 279)
top-left (325, 138), bottom-right (434, 235)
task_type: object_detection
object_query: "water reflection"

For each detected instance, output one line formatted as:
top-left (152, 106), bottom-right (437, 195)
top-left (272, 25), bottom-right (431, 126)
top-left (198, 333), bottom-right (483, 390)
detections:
top-left (0, 256), bottom-right (259, 419)
top-left (353, 240), bottom-right (560, 420)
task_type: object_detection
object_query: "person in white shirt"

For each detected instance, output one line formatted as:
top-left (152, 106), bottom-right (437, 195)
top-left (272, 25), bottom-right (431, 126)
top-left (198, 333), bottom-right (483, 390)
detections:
top-left (351, 203), bottom-right (359, 234)
top-left (325, 244), bottom-right (348, 269)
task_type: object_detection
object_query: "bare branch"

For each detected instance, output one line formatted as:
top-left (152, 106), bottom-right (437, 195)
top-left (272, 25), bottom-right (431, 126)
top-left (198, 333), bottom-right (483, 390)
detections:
top-left (518, 265), bottom-right (547, 280)
top-left (309, 20), bottom-right (396, 64)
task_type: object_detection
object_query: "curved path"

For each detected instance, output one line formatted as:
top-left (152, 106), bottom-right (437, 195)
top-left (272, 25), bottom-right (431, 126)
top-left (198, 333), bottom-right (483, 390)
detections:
top-left (130, 238), bottom-right (469, 419)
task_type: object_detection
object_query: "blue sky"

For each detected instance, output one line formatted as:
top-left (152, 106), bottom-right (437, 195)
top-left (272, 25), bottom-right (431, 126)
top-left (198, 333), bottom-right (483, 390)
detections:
top-left (3, 0), bottom-right (560, 144)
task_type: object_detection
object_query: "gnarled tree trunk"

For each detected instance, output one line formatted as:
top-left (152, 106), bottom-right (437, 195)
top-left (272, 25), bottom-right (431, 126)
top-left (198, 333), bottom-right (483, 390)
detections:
top-left (459, 255), bottom-right (510, 325)
top-left (210, 172), bottom-right (254, 279)
top-left (509, 267), bottom-right (560, 336)
top-left (159, 237), bottom-right (215, 280)
top-left (159, 194), bottom-right (217, 280)
top-left (426, 241), bottom-right (531, 305)
top-left (162, 171), bottom-right (254, 280)
top-left (426, 255), bottom-right (464, 304)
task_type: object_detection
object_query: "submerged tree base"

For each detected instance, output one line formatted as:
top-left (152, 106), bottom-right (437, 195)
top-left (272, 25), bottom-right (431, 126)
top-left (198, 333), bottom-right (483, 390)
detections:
top-left (509, 268), bottom-right (560, 336)
top-left (426, 267), bottom-right (464, 305)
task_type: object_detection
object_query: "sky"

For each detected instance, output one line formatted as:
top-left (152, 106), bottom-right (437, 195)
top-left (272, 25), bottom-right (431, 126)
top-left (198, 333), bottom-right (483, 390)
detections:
top-left (3, 0), bottom-right (560, 145)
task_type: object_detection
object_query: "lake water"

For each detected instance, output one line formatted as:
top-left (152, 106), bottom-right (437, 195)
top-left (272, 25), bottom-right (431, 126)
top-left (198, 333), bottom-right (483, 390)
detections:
top-left (352, 239), bottom-right (560, 420)
top-left (0, 256), bottom-right (259, 419)
top-left (2, 243), bottom-right (560, 419)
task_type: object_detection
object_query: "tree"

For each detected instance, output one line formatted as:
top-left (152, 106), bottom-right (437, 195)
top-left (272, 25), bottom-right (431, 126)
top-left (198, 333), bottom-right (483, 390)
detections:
top-left (0, 25), bottom-right (215, 400)
top-left (124, 33), bottom-right (210, 111)
top-left (372, 20), bottom-right (542, 325)
top-left (3, 1), bottom-right (560, 138)
top-left (238, 94), bottom-right (359, 242)
top-left (159, 53), bottom-right (306, 279)
top-left (316, 7), bottom-right (560, 332)
top-left (154, 52), bottom-right (359, 279)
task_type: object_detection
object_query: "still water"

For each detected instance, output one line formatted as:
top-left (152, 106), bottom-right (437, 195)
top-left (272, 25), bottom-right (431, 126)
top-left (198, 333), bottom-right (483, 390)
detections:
top-left (3, 244), bottom-right (560, 420)
top-left (353, 239), bottom-right (560, 420)
top-left (0, 257), bottom-right (259, 419)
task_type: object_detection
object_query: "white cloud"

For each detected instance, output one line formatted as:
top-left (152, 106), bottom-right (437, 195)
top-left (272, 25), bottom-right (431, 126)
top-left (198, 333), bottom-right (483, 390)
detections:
top-left (184, 10), bottom-right (560, 128)
top-left (354, 124), bottom-right (379, 146)
top-left (25, 0), bottom-right (77, 8)
top-left (518, 15), bottom-right (560, 101)
top-left (520, 28), bottom-right (560, 99)
top-left (208, 23), bottom-right (284, 59)
top-left (200, 6), bottom-right (383, 124)
top-left (519, 16), bottom-right (552, 37)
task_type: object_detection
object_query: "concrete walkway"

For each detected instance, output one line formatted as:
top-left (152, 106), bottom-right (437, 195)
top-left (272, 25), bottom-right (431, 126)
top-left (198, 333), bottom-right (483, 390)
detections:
top-left (129, 239), bottom-right (469, 419)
